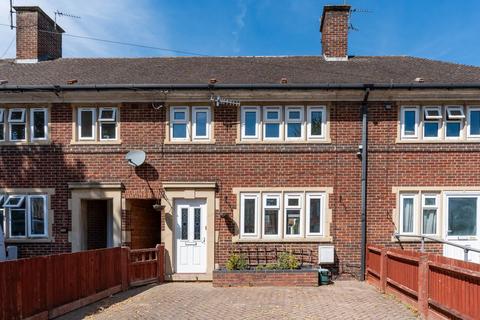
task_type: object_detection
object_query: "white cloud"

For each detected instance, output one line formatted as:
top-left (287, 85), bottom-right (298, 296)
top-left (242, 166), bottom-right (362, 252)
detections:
top-left (231, 0), bottom-right (247, 53)
top-left (0, 0), bottom-right (171, 58)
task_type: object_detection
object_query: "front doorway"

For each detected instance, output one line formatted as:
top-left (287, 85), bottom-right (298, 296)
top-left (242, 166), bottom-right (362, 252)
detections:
top-left (443, 193), bottom-right (480, 263)
top-left (175, 199), bottom-right (207, 273)
top-left (82, 199), bottom-right (113, 250)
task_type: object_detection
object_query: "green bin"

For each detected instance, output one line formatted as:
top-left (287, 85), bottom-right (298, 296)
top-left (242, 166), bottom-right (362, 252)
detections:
top-left (318, 268), bottom-right (331, 285)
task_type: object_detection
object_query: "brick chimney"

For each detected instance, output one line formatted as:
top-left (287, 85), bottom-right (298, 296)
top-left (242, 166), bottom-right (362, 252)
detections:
top-left (320, 5), bottom-right (351, 61)
top-left (14, 6), bottom-right (64, 63)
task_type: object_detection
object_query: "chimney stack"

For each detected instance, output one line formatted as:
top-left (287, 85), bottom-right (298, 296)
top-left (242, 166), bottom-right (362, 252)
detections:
top-left (320, 5), bottom-right (351, 61)
top-left (14, 6), bottom-right (64, 63)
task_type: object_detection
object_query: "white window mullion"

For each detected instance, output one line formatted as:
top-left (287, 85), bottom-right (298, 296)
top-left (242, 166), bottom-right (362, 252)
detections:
top-left (241, 106), bottom-right (260, 140)
top-left (192, 106), bottom-right (211, 140)
top-left (284, 193), bottom-right (304, 237)
top-left (400, 106), bottom-right (419, 139)
top-left (306, 193), bottom-right (324, 236)
top-left (263, 107), bottom-right (281, 140)
top-left (30, 108), bottom-right (48, 141)
top-left (78, 108), bottom-right (96, 140)
top-left (262, 193), bottom-right (281, 238)
top-left (285, 106), bottom-right (305, 141)
top-left (170, 106), bottom-right (190, 141)
top-left (240, 193), bottom-right (260, 238)
top-left (399, 194), bottom-right (417, 235)
top-left (307, 106), bottom-right (326, 140)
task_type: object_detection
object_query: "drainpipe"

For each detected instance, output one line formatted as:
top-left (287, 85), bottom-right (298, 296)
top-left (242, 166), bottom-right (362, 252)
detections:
top-left (359, 86), bottom-right (371, 281)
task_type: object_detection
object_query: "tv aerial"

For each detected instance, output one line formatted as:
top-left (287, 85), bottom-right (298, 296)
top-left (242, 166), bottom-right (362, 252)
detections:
top-left (54, 10), bottom-right (81, 30)
top-left (125, 150), bottom-right (146, 167)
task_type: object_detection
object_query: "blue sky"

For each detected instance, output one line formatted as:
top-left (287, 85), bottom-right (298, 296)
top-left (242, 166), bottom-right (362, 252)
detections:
top-left (1, 0), bottom-right (479, 66)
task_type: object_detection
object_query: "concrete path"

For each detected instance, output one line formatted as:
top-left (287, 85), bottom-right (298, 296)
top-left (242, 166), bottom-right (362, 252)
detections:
top-left (60, 281), bottom-right (417, 320)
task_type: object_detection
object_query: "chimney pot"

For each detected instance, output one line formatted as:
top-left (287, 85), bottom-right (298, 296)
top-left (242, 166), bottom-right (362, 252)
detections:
top-left (14, 6), bottom-right (64, 63)
top-left (320, 5), bottom-right (351, 61)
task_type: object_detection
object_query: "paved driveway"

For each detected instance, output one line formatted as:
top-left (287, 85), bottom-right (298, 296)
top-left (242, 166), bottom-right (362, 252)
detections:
top-left (60, 281), bottom-right (417, 320)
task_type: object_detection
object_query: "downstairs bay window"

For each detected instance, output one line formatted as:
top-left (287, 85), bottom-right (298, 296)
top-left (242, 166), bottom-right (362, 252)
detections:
top-left (238, 190), bottom-right (328, 241)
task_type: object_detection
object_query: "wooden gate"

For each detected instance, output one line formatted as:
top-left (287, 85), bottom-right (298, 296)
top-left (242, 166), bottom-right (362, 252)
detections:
top-left (129, 244), bottom-right (165, 287)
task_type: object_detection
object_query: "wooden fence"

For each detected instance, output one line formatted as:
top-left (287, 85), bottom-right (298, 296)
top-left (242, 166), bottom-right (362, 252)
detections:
top-left (0, 244), bottom-right (165, 320)
top-left (367, 245), bottom-right (480, 319)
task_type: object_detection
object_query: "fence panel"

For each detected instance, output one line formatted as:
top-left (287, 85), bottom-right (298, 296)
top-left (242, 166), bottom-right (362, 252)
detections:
top-left (386, 250), bottom-right (420, 298)
top-left (129, 244), bottom-right (164, 286)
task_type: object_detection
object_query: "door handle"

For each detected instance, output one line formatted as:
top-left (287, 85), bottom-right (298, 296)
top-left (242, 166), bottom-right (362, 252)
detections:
top-left (185, 242), bottom-right (197, 246)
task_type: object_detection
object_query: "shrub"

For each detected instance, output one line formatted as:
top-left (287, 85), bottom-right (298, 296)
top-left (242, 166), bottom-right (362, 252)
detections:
top-left (277, 252), bottom-right (299, 270)
top-left (256, 263), bottom-right (278, 271)
top-left (226, 253), bottom-right (248, 271)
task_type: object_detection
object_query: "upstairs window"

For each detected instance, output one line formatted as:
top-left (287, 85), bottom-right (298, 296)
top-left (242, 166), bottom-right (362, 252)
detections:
top-left (468, 107), bottom-right (480, 138)
top-left (400, 107), bottom-right (418, 139)
top-left (423, 107), bottom-right (441, 139)
top-left (0, 107), bottom-right (48, 143)
top-left (445, 106), bottom-right (464, 139)
top-left (169, 106), bottom-right (212, 142)
top-left (0, 109), bottom-right (4, 141)
top-left (8, 108), bottom-right (27, 141)
top-left (77, 107), bottom-right (118, 142)
top-left (31, 108), bottom-right (48, 140)
top-left (240, 105), bottom-right (327, 142)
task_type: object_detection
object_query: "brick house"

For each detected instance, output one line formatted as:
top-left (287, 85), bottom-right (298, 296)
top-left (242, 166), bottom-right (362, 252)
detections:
top-left (1, 5), bottom-right (480, 281)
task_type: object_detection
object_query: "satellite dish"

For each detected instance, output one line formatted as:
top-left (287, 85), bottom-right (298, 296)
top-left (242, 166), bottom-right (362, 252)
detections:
top-left (125, 150), bottom-right (146, 167)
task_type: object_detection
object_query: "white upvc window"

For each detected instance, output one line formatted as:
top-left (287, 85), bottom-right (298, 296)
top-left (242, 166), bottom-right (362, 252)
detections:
top-left (445, 106), bottom-right (464, 139)
top-left (421, 194), bottom-right (438, 235)
top-left (240, 193), bottom-right (259, 238)
top-left (30, 108), bottom-right (48, 141)
top-left (306, 193), bottom-right (324, 236)
top-left (285, 106), bottom-right (304, 140)
top-left (0, 195), bottom-right (5, 235)
top-left (263, 107), bottom-right (281, 140)
top-left (467, 106), bottom-right (480, 138)
top-left (8, 108), bottom-right (27, 141)
top-left (28, 195), bottom-right (48, 237)
top-left (98, 107), bottom-right (118, 141)
top-left (241, 106), bottom-right (260, 140)
top-left (400, 106), bottom-right (419, 139)
top-left (284, 193), bottom-right (303, 237)
top-left (78, 108), bottom-right (96, 140)
top-left (262, 193), bottom-right (281, 237)
top-left (4, 194), bottom-right (48, 238)
top-left (0, 108), bottom-right (4, 141)
top-left (445, 193), bottom-right (480, 240)
top-left (307, 106), bottom-right (326, 139)
top-left (192, 106), bottom-right (211, 140)
top-left (170, 107), bottom-right (190, 141)
top-left (422, 106), bottom-right (441, 139)
top-left (399, 194), bottom-right (417, 235)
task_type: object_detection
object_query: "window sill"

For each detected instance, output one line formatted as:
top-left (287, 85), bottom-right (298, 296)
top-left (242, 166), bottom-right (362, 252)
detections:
top-left (235, 139), bottom-right (332, 145)
top-left (164, 139), bottom-right (216, 145)
top-left (391, 235), bottom-right (441, 242)
top-left (395, 139), bottom-right (480, 144)
top-left (5, 237), bottom-right (54, 244)
top-left (233, 236), bottom-right (332, 243)
top-left (0, 140), bottom-right (52, 146)
top-left (70, 140), bottom-right (122, 145)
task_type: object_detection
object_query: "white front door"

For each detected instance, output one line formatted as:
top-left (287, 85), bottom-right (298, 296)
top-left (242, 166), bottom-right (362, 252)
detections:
top-left (443, 193), bottom-right (480, 263)
top-left (175, 199), bottom-right (207, 273)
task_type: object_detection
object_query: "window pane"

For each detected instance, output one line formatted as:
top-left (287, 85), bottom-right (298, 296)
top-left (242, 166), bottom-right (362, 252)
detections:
top-left (446, 122), bottom-right (461, 137)
top-left (195, 112), bottom-right (207, 137)
top-left (245, 112), bottom-right (257, 136)
top-left (309, 198), bottom-right (321, 233)
top-left (0, 124), bottom-right (4, 140)
top-left (101, 123), bottom-right (116, 140)
top-left (11, 209), bottom-right (26, 236)
top-left (181, 208), bottom-right (188, 240)
top-left (402, 198), bottom-right (414, 233)
top-left (448, 198), bottom-right (477, 236)
top-left (422, 209), bottom-right (437, 234)
top-left (33, 111), bottom-right (46, 139)
top-left (30, 197), bottom-right (46, 235)
top-left (470, 110), bottom-right (480, 135)
top-left (289, 111), bottom-right (301, 120)
top-left (286, 209), bottom-right (300, 235)
top-left (424, 122), bottom-right (438, 137)
top-left (288, 198), bottom-right (299, 206)
top-left (266, 198), bottom-right (277, 206)
top-left (404, 110), bottom-right (416, 135)
top-left (10, 110), bottom-right (24, 121)
top-left (287, 123), bottom-right (301, 138)
top-left (0, 209), bottom-right (4, 234)
top-left (311, 111), bottom-right (323, 136)
top-left (80, 110), bottom-right (93, 138)
top-left (264, 209), bottom-right (278, 235)
top-left (266, 111), bottom-right (278, 120)
top-left (265, 123), bottom-right (279, 138)
top-left (424, 197), bottom-right (436, 206)
top-left (174, 111), bottom-right (185, 120)
top-left (173, 123), bottom-right (187, 138)
top-left (10, 124), bottom-right (26, 140)
top-left (243, 198), bottom-right (256, 234)
top-left (194, 208), bottom-right (201, 240)
top-left (100, 109), bottom-right (115, 120)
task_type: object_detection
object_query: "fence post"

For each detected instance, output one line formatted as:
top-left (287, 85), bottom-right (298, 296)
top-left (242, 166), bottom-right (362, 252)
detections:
top-left (121, 246), bottom-right (131, 291)
top-left (417, 254), bottom-right (429, 318)
top-left (156, 244), bottom-right (165, 284)
top-left (380, 248), bottom-right (387, 293)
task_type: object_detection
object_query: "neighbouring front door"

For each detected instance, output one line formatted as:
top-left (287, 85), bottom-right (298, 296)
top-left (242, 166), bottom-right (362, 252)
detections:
top-left (175, 199), bottom-right (207, 273)
top-left (444, 193), bottom-right (480, 263)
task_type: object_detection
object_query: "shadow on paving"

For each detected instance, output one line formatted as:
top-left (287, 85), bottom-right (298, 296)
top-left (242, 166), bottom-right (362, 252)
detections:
top-left (59, 284), bottom-right (159, 320)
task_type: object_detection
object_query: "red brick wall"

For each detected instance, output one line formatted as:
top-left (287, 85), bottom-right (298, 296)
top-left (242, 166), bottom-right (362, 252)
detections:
top-left (321, 6), bottom-right (350, 58)
top-left (213, 269), bottom-right (318, 287)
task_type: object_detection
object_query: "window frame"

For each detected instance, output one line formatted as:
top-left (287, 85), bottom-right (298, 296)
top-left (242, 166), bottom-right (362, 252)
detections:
top-left (262, 193), bottom-right (281, 238)
top-left (262, 106), bottom-right (282, 140)
top-left (240, 193), bottom-right (260, 239)
top-left (8, 108), bottom-right (26, 123)
top-left (399, 193), bottom-right (417, 235)
top-left (285, 106), bottom-right (305, 141)
top-left (467, 106), bottom-right (480, 138)
top-left (0, 108), bottom-right (4, 142)
top-left (241, 106), bottom-right (260, 140)
top-left (27, 195), bottom-right (48, 237)
top-left (306, 193), bottom-right (324, 236)
top-left (400, 106), bottom-right (419, 139)
top-left (284, 193), bottom-right (304, 238)
top-left (8, 108), bottom-right (27, 142)
top-left (192, 106), bottom-right (211, 141)
top-left (421, 194), bottom-right (439, 236)
top-left (98, 107), bottom-right (117, 122)
top-left (78, 107), bottom-right (96, 141)
top-left (170, 106), bottom-right (190, 141)
top-left (30, 108), bottom-right (48, 141)
top-left (444, 192), bottom-right (480, 240)
top-left (98, 107), bottom-right (118, 141)
top-left (4, 195), bottom-right (26, 208)
top-left (422, 106), bottom-right (441, 140)
top-left (445, 106), bottom-right (464, 140)
top-left (307, 106), bottom-right (326, 140)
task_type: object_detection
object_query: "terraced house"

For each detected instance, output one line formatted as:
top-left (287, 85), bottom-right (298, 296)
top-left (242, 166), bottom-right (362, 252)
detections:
top-left (1, 5), bottom-right (480, 281)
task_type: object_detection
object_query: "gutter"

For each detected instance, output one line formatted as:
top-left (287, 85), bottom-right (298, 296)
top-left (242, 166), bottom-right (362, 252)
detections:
top-left (2, 82), bottom-right (480, 91)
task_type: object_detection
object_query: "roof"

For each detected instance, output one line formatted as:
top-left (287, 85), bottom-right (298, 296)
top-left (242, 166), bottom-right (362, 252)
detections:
top-left (0, 56), bottom-right (479, 87)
